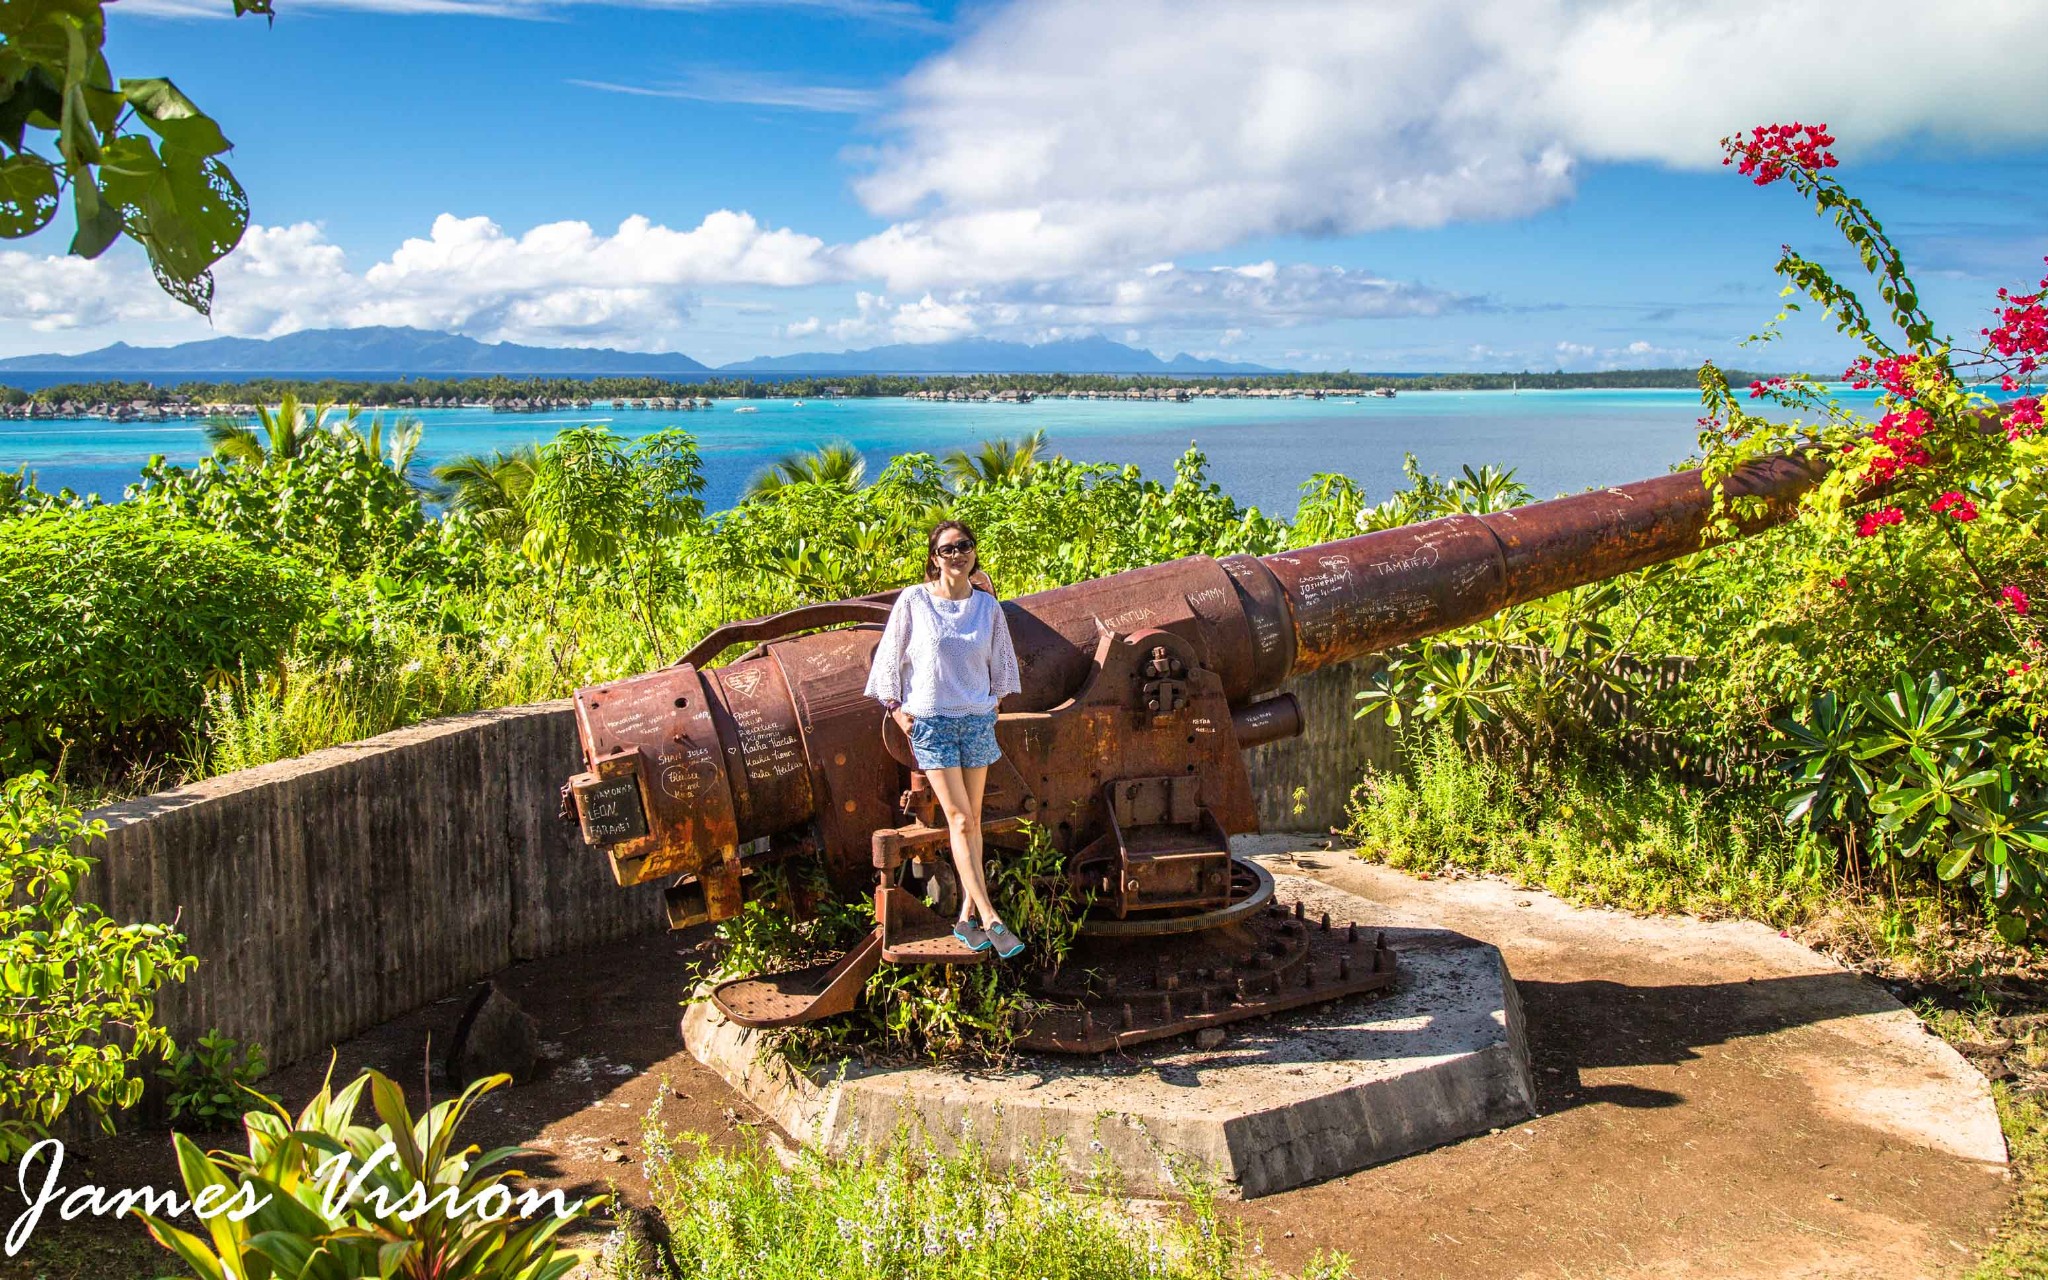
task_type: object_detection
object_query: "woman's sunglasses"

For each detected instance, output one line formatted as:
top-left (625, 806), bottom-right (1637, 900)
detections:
top-left (934, 540), bottom-right (976, 558)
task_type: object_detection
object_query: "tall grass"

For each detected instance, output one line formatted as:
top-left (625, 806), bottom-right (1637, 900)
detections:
top-left (1342, 727), bottom-right (1832, 926)
top-left (599, 1093), bottom-right (1349, 1280)
top-left (195, 646), bottom-right (507, 775)
top-left (190, 590), bottom-right (670, 778)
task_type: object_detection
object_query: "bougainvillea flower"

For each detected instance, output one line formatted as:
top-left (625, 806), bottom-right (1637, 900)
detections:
top-left (1930, 491), bottom-right (1979, 522)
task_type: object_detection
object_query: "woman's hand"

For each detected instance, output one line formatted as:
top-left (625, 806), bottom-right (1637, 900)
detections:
top-left (890, 707), bottom-right (916, 737)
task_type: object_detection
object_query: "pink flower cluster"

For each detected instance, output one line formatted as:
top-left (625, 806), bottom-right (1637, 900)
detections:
top-left (2004, 586), bottom-right (2032, 615)
top-left (1985, 259), bottom-right (2048, 389)
top-left (1859, 406), bottom-right (1934, 483)
top-left (1747, 376), bottom-right (1790, 398)
top-left (2007, 397), bottom-right (2042, 440)
top-left (1930, 491), bottom-right (1979, 522)
top-left (1855, 507), bottom-right (1904, 538)
top-left (1722, 123), bottom-right (1838, 186)
top-left (1842, 353), bottom-right (1919, 396)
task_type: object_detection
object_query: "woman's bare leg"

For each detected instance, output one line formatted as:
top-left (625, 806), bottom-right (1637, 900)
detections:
top-left (962, 764), bottom-right (992, 919)
top-left (926, 765), bottom-right (997, 923)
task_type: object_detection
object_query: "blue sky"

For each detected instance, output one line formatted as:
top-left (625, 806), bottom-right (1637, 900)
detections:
top-left (4, 0), bottom-right (2046, 371)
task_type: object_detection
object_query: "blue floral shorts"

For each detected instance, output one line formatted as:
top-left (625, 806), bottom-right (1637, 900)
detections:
top-left (908, 710), bottom-right (1002, 770)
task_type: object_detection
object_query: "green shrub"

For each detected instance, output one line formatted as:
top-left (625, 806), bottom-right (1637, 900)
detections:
top-left (0, 504), bottom-right (317, 769)
top-left (158, 1029), bottom-right (271, 1129)
top-left (0, 772), bottom-right (197, 1157)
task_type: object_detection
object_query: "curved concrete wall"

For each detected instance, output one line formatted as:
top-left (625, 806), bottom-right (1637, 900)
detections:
top-left (80, 702), bottom-right (668, 1069)
top-left (82, 660), bottom-right (1398, 1070)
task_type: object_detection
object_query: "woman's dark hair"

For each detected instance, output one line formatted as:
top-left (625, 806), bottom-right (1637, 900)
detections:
top-left (924, 518), bottom-right (986, 586)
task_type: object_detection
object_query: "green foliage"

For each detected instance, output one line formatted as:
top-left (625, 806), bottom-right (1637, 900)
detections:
top-left (431, 445), bottom-right (540, 549)
top-left (744, 440), bottom-right (868, 497)
top-left (607, 1092), bottom-right (1337, 1280)
top-left (141, 1065), bottom-right (600, 1280)
top-left (158, 1029), bottom-right (271, 1129)
top-left (0, 504), bottom-right (315, 769)
top-left (942, 429), bottom-right (1045, 489)
top-left (0, 772), bottom-right (197, 1158)
top-left (0, 0), bottom-right (264, 313)
top-left (1774, 673), bottom-right (2048, 936)
top-left (521, 426), bottom-right (705, 663)
top-left (716, 824), bottom-right (1093, 1066)
top-left (131, 404), bottom-right (433, 578)
top-left (1342, 728), bottom-right (1829, 925)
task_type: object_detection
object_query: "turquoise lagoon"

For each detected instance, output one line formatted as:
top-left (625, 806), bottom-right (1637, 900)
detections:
top-left (0, 388), bottom-right (1879, 516)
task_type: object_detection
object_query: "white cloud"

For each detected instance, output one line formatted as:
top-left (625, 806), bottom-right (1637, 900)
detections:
top-left (0, 210), bottom-right (832, 350)
top-left (840, 0), bottom-right (2048, 286)
top-left (32, 0), bottom-right (2048, 358)
top-left (885, 293), bottom-right (979, 343)
top-left (809, 261), bottom-right (1470, 343)
top-left (0, 250), bottom-right (187, 332)
top-left (1551, 337), bottom-right (1698, 370)
top-left (569, 71), bottom-right (887, 114)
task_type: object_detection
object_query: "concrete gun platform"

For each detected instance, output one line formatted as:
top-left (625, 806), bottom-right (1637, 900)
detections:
top-left (682, 874), bottom-right (1536, 1198)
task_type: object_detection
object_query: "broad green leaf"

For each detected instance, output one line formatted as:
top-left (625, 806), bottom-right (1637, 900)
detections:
top-left (0, 152), bottom-right (58, 237)
top-left (66, 176), bottom-right (120, 257)
top-left (120, 77), bottom-right (231, 158)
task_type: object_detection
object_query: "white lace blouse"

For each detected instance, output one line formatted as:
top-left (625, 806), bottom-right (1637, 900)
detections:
top-left (863, 583), bottom-right (1023, 718)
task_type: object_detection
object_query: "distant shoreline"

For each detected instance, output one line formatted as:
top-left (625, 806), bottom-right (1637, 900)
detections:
top-left (0, 367), bottom-right (1781, 422)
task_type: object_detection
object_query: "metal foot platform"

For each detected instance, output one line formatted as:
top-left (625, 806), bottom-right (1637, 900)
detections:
top-left (709, 929), bottom-right (883, 1028)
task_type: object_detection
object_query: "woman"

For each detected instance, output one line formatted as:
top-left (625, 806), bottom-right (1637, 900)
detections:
top-left (863, 519), bottom-right (1026, 958)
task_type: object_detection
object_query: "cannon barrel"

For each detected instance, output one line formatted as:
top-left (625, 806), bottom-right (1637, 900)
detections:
top-left (564, 452), bottom-right (1826, 924)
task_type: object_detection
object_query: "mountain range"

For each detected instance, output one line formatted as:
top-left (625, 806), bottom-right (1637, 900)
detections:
top-left (718, 336), bottom-right (1272, 374)
top-left (0, 327), bottom-right (1277, 377)
top-left (0, 327), bottom-right (710, 376)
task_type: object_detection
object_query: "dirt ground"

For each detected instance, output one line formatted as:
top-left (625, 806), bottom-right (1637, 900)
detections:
top-left (10, 838), bottom-right (2013, 1280)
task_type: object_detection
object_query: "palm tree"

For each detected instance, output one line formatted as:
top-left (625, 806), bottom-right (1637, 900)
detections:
top-left (744, 441), bottom-right (868, 498)
top-left (432, 445), bottom-right (540, 546)
top-left (202, 392), bottom-right (339, 465)
top-left (943, 430), bottom-right (1046, 490)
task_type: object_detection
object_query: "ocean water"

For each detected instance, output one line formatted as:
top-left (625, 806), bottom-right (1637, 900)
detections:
top-left (0, 388), bottom-right (1875, 517)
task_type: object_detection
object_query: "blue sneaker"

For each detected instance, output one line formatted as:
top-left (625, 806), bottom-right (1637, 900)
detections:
top-left (985, 919), bottom-right (1026, 960)
top-left (953, 919), bottom-right (992, 952)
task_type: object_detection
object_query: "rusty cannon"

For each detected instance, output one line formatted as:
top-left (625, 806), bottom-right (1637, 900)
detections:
top-left (563, 453), bottom-right (1824, 1052)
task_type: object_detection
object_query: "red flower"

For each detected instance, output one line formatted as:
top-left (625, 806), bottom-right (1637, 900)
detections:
top-left (1831, 576), bottom-right (1848, 589)
top-left (1929, 491), bottom-right (1979, 522)
top-left (1861, 406), bottom-right (1934, 482)
top-left (1985, 261), bottom-right (2048, 384)
top-left (2003, 585), bottom-right (2033, 615)
top-left (1855, 507), bottom-right (1904, 537)
top-left (2012, 662), bottom-right (2034, 676)
top-left (1842, 353), bottom-right (1918, 396)
top-left (1721, 122), bottom-right (1838, 187)
top-left (2007, 396), bottom-right (2042, 440)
